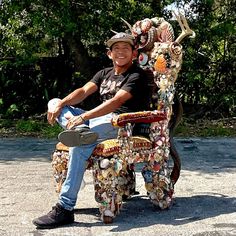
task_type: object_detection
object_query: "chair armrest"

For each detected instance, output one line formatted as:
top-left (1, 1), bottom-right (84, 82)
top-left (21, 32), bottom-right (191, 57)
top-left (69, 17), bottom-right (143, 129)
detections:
top-left (111, 110), bottom-right (167, 127)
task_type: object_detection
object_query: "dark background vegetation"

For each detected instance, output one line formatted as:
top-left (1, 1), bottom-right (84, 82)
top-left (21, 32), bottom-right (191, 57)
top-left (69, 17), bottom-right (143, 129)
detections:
top-left (0, 0), bottom-right (235, 126)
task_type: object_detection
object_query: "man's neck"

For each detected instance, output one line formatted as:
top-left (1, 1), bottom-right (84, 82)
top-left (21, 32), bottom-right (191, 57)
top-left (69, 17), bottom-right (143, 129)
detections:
top-left (114, 63), bottom-right (133, 75)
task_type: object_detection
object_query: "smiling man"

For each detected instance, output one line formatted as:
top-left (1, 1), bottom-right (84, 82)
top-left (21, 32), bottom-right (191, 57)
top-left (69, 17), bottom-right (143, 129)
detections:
top-left (33, 32), bottom-right (151, 229)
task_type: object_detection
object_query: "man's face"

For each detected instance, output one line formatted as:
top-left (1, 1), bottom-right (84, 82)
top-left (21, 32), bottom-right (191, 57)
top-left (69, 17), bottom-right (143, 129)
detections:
top-left (108, 42), bottom-right (135, 67)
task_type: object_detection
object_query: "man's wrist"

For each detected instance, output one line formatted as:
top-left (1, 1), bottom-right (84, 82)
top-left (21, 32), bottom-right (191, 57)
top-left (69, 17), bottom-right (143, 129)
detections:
top-left (79, 114), bottom-right (86, 123)
top-left (58, 100), bottom-right (65, 109)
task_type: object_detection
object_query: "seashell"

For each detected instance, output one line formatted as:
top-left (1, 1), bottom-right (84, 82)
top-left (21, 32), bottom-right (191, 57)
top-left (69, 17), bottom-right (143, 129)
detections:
top-left (136, 27), bottom-right (142, 35)
top-left (104, 209), bottom-right (114, 217)
top-left (159, 179), bottom-right (168, 189)
top-left (158, 201), bottom-right (164, 209)
top-left (160, 200), bottom-right (169, 209)
top-left (114, 160), bottom-right (123, 173)
top-left (153, 162), bottom-right (160, 171)
top-left (151, 199), bottom-right (160, 206)
top-left (97, 174), bottom-right (104, 181)
top-left (140, 35), bottom-right (148, 45)
top-left (149, 192), bottom-right (157, 200)
top-left (156, 139), bottom-right (163, 146)
top-left (100, 159), bottom-right (110, 169)
top-left (116, 195), bottom-right (123, 203)
top-left (154, 54), bottom-right (167, 73)
top-left (145, 183), bottom-right (153, 192)
top-left (157, 48), bottom-right (162, 54)
top-left (138, 52), bottom-right (149, 66)
top-left (117, 176), bottom-right (126, 185)
top-left (161, 137), bottom-right (166, 142)
top-left (170, 42), bottom-right (182, 55)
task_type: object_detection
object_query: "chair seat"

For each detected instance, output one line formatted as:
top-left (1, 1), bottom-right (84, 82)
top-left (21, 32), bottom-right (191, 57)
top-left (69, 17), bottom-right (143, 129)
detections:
top-left (55, 136), bottom-right (152, 157)
top-left (52, 137), bottom-right (152, 193)
top-left (93, 136), bottom-right (152, 157)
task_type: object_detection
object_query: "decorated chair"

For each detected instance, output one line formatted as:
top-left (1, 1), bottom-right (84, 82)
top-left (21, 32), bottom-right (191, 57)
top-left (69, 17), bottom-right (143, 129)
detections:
top-left (51, 12), bottom-right (195, 224)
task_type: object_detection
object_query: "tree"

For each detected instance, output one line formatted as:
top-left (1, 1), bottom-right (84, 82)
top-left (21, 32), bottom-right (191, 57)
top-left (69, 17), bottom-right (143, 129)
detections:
top-left (0, 0), bottom-right (174, 117)
top-left (1, 0), bottom-right (172, 75)
top-left (1, 0), bottom-right (234, 118)
top-left (174, 0), bottom-right (236, 118)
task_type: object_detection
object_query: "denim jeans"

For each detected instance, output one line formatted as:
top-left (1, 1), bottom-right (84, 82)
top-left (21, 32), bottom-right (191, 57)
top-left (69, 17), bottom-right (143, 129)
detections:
top-left (54, 103), bottom-right (118, 210)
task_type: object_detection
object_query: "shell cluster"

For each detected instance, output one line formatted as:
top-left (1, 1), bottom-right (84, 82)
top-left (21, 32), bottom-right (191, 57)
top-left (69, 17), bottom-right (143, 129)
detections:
top-left (51, 150), bottom-right (69, 193)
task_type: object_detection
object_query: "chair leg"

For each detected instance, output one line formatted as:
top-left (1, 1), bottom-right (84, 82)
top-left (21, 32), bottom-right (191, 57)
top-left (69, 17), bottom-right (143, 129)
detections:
top-left (92, 159), bottom-right (120, 223)
top-left (142, 162), bottom-right (174, 209)
top-left (51, 150), bottom-right (69, 193)
top-left (103, 215), bottom-right (113, 224)
top-left (92, 156), bottom-right (136, 223)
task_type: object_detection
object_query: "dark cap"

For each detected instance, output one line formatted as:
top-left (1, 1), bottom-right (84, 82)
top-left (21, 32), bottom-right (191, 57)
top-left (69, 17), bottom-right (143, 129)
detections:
top-left (106, 32), bottom-right (135, 48)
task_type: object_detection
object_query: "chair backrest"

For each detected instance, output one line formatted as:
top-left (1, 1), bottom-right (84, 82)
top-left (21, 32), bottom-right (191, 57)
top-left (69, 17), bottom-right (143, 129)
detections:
top-left (115, 14), bottom-right (195, 185)
top-left (129, 13), bottom-right (195, 135)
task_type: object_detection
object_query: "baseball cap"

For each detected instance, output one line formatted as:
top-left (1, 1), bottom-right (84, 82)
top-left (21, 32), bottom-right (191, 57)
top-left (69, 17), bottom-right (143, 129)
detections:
top-left (106, 32), bottom-right (135, 48)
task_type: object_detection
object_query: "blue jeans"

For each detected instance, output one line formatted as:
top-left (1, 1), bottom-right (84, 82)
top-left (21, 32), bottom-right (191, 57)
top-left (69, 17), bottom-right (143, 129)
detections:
top-left (56, 105), bottom-right (118, 210)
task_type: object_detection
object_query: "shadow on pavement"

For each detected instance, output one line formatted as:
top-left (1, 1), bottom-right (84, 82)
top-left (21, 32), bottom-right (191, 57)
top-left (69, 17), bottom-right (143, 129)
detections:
top-left (71, 194), bottom-right (236, 233)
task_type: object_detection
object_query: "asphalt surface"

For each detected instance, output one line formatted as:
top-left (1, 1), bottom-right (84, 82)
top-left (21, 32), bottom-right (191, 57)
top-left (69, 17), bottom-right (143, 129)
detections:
top-left (0, 137), bottom-right (236, 236)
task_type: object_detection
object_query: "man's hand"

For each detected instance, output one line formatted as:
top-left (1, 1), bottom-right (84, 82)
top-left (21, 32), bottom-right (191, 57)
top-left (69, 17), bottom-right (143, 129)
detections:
top-left (47, 104), bottom-right (62, 125)
top-left (66, 115), bottom-right (85, 130)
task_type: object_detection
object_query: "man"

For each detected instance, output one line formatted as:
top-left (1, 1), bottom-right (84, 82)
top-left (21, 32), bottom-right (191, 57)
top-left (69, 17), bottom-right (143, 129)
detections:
top-left (33, 32), bottom-right (151, 229)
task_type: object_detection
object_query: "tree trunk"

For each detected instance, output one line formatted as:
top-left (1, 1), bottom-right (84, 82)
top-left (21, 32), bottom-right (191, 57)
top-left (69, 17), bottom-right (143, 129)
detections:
top-left (63, 35), bottom-right (93, 80)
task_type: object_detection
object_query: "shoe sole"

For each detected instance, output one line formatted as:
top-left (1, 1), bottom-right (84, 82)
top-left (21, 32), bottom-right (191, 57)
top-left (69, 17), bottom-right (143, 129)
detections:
top-left (33, 220), bottom-right (74, 229)
top-left (58, 130), bottom-right (98, 147)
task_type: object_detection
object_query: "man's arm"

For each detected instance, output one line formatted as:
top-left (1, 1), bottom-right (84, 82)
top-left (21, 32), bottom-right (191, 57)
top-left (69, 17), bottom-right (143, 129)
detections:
top-left (66, 89), bottom-right (132, 129)
top-left (81, 89), bottom-right (132, 121)
top-left (59, 81), bottom-right (98, 107)
top-left (47, 82), bottom-right (98, 125)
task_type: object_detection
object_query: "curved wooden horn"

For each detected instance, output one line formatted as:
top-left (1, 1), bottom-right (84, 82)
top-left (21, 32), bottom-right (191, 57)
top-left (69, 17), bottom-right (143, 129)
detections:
top-left (173, 11), bottom-right (196, 44)
top-left (169, 97), bottom-right (183, 184)
top-left (120, 17), bottom-right (132, 32)
top-left (111, 29), bottom-right (119, 34)
top-left (170, 136), bottom-right (181, 184)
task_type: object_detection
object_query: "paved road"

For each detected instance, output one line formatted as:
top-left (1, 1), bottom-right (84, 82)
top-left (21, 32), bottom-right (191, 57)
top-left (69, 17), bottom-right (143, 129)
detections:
top-left (0, 137), bottom-right (236, 236)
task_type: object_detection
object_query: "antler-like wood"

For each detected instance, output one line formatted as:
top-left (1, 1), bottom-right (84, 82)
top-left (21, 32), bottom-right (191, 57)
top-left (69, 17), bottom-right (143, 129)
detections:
top-left (121, 17), bottom-right (133, 32)
top-left (173, 11), bottom-right (196, 44)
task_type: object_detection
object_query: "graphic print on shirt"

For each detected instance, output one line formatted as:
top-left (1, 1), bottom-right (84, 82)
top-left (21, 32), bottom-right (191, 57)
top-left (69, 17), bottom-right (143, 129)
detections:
top-left (100, 76), bottom-right (123, 102)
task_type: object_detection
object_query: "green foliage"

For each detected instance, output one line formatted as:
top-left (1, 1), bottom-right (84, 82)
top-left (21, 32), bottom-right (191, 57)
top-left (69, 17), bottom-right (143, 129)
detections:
top-left (41, 124), bottom-right (63, 139)
top-left (1, 118), bottom-right (235, 138)
top-left (0, 119), bottom-right (14, 128)
top-left (0, 118), bottom-right (63, 138)
top-left (174, 0), bottom-right (236, 117)
top-left (16, 119), bottom-right (63, 138)
top-left (0, 0), bottom-right (235, 120)
top-left (16, 120), bottom-right (43, 132)
top-left (175, 118), bottom-right (236, 137)
top-left (6, 104), bottom-right (19, 117)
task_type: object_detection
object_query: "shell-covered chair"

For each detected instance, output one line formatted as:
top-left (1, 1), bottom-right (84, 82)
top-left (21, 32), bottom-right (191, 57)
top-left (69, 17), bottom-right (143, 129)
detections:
top-left (51, 12), bottom-right (195, 224)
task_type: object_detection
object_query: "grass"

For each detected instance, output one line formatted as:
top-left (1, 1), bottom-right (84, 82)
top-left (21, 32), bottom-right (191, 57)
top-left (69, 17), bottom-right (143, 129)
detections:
top-left (0, 117), bottom-right (235, 138)
top-left (174, 118), bottom-right (236, 137)
top-left (0, 118), bottom-right (63, 138)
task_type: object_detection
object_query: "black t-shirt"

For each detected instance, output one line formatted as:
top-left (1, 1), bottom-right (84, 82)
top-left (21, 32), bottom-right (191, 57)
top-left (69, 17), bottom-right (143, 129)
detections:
top-left (90, 64), bottom-right (151, 114)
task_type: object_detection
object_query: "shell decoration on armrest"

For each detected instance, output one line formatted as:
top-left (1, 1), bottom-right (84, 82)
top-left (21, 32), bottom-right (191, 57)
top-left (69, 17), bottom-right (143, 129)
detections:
top-left (111, 110), bottom-right (167, 127)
